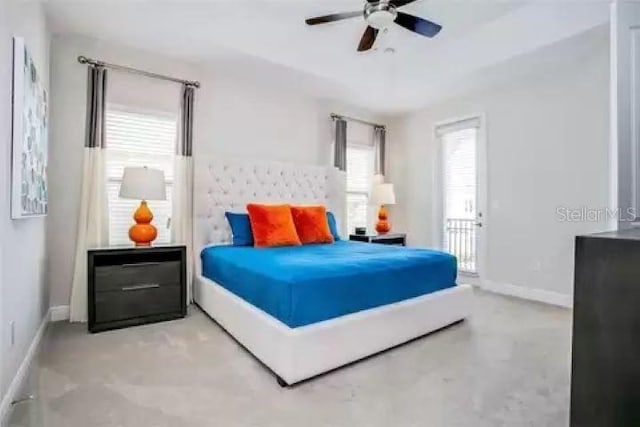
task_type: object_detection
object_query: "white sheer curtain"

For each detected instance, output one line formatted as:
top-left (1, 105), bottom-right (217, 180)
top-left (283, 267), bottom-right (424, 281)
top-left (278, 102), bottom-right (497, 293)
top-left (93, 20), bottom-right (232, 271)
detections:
top-left (171, 84), bottom-right (195, 302)
top-left (69, 66), bottom-right (109, 322)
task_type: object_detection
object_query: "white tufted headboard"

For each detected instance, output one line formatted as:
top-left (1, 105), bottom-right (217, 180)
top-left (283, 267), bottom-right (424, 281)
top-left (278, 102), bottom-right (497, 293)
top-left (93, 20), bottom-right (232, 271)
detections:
top-left (194, 157), bottom-right (346, 274)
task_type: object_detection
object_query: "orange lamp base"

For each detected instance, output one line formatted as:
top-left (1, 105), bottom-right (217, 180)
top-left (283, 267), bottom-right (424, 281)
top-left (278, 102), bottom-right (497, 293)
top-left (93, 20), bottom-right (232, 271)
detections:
top-left (375, 205), bottom-right (391, 234)
top-left (128, 200), bottom-right (158, 247)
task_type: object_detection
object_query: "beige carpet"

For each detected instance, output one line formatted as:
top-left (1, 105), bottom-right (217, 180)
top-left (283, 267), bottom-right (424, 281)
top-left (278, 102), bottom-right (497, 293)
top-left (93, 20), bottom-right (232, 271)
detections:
top-left (7, 289), bottom-right (571, 427)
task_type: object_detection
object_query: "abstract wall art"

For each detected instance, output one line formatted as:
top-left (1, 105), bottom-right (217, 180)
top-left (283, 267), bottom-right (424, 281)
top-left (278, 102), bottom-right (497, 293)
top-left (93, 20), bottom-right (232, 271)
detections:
top-left (11, 37), bottom-right (48, 219)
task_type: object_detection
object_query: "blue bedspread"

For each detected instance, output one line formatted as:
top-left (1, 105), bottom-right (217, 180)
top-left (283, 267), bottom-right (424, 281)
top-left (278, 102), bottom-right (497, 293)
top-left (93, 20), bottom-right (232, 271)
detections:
top-left (201, 240), bottom-right (457, 328)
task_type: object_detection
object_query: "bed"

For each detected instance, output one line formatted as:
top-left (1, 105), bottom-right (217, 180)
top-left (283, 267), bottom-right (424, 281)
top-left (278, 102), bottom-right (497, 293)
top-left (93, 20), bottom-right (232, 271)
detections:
top-left (194, 158), bottom-right (472, 386)
top-left (201, 241), bottom-right (458, 328)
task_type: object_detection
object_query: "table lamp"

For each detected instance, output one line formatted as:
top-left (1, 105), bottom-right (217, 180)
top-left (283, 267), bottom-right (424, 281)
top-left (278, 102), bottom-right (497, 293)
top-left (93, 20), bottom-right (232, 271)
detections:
top-left (119, 166), bottom-right (167, 247)
top-left (371, 182), bottom-right (396, 234)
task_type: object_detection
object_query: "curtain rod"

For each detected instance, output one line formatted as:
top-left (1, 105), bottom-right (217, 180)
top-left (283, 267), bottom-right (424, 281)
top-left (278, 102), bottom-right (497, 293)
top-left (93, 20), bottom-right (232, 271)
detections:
top-left (77, 55), bottom-right (201, 88)
top-left (331, 113), bottom-right (385, 130)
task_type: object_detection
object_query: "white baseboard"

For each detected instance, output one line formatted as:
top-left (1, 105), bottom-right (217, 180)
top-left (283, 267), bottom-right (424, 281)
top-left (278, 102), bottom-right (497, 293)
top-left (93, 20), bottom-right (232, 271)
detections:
top-left (474, 280), bottom-right (573, 308)
top-left (49, 305), bottom-right (70, 322)
top-left (457, 274), bottom-right (482, 287)
top-left (0, 308), bottom-right (51, 424)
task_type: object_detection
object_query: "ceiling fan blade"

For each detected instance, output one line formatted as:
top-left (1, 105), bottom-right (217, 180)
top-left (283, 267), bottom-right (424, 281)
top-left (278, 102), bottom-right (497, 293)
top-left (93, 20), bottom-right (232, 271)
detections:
top-left (390, 0), bottom-right (419, 7)
top-left (305, 11), bottom-right (361, 25)
top-left (357, 26), bottom-right (379, 52)
top-left (394, 11), bottom-right (442, 37)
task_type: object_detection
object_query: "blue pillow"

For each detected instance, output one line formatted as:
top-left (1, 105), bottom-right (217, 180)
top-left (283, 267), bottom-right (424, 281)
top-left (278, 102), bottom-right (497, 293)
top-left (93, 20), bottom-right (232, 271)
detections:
top-left (326, 212), bottom-right (341, 241)
top-left (225, 212), bottom-right (254, 246)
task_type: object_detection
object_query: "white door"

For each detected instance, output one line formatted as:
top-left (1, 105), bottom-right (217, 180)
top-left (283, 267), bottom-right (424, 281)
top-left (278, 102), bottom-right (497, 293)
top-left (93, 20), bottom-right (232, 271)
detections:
top-left (612, 1), bottom-right (640, 229)
top-left (437, 117), bottom-right (486, 276)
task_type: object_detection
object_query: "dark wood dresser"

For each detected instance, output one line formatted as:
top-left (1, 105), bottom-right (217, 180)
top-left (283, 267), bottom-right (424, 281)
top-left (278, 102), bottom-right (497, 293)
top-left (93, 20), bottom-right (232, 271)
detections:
top-left (571, 229), bottom-right (640, 426)
top-left (88, 245), bottom-right (187, 333)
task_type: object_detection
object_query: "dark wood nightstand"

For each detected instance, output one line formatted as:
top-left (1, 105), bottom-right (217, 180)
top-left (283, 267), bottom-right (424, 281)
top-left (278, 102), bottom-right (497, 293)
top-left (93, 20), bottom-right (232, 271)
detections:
top-left (349, 233), bottom-right (407, 246)
top-left (88, 245), bottom-right (187, 333)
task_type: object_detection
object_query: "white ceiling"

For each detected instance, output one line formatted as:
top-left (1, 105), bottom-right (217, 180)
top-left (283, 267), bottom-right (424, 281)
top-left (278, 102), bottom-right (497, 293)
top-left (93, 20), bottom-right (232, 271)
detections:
top-left (44, 0), bottom-right (610, 114)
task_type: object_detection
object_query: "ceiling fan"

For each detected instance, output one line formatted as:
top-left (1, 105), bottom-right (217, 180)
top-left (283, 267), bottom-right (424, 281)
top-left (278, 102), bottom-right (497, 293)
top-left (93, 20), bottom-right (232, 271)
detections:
top-left (305, 0), bottom-right (442, 52)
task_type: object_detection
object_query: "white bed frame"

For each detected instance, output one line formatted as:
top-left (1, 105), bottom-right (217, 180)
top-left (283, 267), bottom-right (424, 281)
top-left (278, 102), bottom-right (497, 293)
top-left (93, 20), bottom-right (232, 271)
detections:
top-left (194, 158), bottom-right (472, 386)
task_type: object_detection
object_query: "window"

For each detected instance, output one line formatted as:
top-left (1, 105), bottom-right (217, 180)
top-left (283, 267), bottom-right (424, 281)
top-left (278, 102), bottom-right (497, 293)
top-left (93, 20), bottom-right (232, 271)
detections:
top-left (105, 105), bottom-right (177, 246)
top-left (346, 144), bottom-right (374, 233)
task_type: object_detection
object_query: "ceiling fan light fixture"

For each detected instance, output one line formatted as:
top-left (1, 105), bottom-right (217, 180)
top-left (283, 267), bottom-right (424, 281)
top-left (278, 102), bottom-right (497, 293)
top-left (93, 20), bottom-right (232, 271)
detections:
top-left (365, 3), bottom-right (397, 30)
top-left (305, 0), bottom-right (441, 52)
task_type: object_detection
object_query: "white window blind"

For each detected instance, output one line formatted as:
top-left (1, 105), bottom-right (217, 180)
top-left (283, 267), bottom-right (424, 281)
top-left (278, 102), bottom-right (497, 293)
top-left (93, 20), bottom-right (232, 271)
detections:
top-left (346, 144), bottom-right (374, 233)
top-left (105, 105), bottom-right (177, 246)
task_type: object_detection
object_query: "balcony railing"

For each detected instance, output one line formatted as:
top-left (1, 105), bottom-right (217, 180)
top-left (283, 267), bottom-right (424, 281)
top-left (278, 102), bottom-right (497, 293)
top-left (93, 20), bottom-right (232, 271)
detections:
top-left (445, 218), bottom-right (477, 274)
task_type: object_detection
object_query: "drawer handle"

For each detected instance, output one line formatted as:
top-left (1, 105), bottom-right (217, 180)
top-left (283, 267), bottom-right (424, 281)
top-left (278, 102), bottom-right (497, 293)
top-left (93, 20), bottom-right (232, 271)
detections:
top-left (121, 262), bottom-right (161, 268)
top-left (121, 283), bottom-right (161, 291)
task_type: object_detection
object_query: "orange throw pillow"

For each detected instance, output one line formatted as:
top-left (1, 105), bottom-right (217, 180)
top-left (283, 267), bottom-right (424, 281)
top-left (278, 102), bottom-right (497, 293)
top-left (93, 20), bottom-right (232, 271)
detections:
top-left (291, 206), bottom-right (335, 245)
top-left (246, 204), bottom-right (301, 247)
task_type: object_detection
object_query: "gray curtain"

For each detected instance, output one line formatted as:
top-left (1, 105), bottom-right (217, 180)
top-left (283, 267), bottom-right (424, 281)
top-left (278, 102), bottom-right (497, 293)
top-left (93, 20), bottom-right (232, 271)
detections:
top-left (334, 118), bottom-right (347, 171)
top-left (84, 66), bottom-right (107, 148)
top-left (178, 84), bottom-right (194, 156)
top-left (374, 126), bottom-right (386, 176)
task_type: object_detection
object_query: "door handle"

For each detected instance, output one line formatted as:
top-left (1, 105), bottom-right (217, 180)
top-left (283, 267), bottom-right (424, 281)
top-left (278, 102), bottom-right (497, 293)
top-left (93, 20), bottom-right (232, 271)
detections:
top-left (475, 222), bottom-right (483, 227)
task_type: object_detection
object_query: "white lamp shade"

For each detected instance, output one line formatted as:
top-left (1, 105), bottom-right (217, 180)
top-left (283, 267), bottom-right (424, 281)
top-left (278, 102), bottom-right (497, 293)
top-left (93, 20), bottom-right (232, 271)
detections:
top-left (371, 183), bottom-right (396, 205)
top-left (119, 167), bottom-right (167, 201)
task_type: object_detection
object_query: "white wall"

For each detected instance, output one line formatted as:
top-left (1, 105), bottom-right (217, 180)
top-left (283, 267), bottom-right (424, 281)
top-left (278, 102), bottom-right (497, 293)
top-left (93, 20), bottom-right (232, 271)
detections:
top-left (48, 34), bottom-right (382, 308)
top-left (0, 0), bottom-right (50, 403)
top-left (387, 33), bottom-right (610, 304)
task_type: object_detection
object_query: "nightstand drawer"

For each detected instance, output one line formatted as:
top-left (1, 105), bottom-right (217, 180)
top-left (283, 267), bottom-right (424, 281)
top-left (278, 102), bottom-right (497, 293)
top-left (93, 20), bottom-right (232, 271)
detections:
top-left (95, 285), bottom-right (182, 323)
top-left (373, 237), bottom-right (405, 246)
top-left (94, 260), bottom-right (181, 292)
top-left (349, 233), bottom-right (407, 246)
